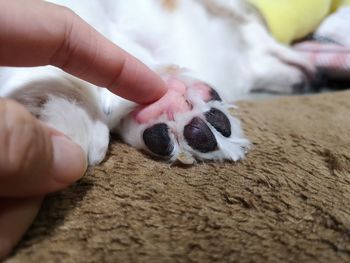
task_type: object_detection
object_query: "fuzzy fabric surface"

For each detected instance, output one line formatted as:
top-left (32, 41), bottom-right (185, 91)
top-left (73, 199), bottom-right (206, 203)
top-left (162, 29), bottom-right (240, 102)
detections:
top-left (5, 91), bottom-right (350, 263)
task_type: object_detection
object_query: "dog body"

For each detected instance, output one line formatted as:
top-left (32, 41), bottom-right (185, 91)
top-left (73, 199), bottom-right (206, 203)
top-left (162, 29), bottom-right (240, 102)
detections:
top-left (0, 0), bottom-right (311, 164)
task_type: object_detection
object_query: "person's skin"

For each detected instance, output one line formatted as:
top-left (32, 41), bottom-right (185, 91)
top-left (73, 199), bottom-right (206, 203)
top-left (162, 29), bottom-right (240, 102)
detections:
top-left (0, 0), bottom-right (167, 259)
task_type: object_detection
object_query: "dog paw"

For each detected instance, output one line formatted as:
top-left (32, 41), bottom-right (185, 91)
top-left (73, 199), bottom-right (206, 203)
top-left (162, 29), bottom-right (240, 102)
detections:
top-left (39, 96), bottom-right (109, 166)
top-left (117, 76), bottom-right (250, 164)
top-left (251, 43), bottom-right (316, 94)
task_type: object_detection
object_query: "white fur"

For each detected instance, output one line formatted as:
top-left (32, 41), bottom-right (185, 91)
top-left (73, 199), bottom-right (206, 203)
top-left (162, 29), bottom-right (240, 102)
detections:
top-left (0, 0), bottom-right (312, 164)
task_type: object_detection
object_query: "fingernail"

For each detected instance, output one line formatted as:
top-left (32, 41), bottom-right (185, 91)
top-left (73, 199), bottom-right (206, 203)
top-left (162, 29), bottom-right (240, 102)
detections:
top-left (51, 135), bottom-right (88, 184)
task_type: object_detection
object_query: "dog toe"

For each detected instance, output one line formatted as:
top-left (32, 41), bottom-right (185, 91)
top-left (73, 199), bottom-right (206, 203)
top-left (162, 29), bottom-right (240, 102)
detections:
top-left (205, 108), bottom-right (231, 137)
top-left (209, 87), bottom-right (222, 101)
top-left (143, 123), bottom-right (174, 156)
top-left (184, 117), bottom-right (218, 153)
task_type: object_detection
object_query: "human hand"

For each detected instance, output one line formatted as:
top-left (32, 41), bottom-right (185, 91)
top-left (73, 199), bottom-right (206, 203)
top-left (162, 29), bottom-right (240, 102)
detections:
top-left (0, 99), bottom-right (87, 259)
top-left (0, 0), bottom-right (167, 104)
top-left (0, 0), bottom-right (167, 259)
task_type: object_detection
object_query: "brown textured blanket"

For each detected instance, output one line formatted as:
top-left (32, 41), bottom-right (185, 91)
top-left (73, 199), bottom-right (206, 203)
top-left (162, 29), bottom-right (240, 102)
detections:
top-left (5, 91), bottom-right (350, 263)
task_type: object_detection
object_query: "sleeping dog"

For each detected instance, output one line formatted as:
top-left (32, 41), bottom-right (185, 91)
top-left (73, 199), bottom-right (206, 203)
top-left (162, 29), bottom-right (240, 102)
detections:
top-left (0, 0), bottom-right (312, 165)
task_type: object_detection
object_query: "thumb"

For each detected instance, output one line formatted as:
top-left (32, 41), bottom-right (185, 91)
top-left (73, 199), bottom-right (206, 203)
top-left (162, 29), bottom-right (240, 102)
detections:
top-left (0, 99), bottom-right (87, 197)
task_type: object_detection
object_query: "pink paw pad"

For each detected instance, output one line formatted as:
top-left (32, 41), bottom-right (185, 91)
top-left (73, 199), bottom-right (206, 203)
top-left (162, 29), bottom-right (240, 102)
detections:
top-left (133, 78), bottom-right (220, 124)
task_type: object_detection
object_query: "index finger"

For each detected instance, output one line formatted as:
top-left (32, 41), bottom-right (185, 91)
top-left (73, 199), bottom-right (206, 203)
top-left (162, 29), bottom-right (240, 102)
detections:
top-left (0, 0), bottom-right (167, 104)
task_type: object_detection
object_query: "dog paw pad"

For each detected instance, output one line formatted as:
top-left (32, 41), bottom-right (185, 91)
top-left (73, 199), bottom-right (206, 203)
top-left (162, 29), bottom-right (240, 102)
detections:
top-left (143, 123), bottom-right (174, 156)
top-left (205, 108), bottom-right (231, 137)
top-left (184, 117), bottom-right (218, 153)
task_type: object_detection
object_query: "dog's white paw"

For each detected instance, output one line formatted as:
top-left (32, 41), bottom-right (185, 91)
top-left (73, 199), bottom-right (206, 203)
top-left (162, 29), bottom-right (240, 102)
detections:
top-left (40, 97), bottom-right (110, 165)
top-left (116, 75), bottom-right (250, 164)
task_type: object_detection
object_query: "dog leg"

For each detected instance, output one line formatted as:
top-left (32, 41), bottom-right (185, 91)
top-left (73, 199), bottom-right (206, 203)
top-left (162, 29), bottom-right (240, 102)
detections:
top-left (2, 67), bottom-right (110, 165)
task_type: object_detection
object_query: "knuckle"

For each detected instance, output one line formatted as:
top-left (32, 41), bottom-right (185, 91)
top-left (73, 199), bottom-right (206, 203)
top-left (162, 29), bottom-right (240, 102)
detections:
top-left (49, 6), bottom-right (79, 68)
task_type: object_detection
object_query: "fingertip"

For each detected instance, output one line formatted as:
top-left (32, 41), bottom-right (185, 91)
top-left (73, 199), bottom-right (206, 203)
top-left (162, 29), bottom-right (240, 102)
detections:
top-left (0, 101), bottom-right (87, 197)
top-left (108, 56), bottom-right (168, 104)
top-left (50, 135), bottom-right (87, 187)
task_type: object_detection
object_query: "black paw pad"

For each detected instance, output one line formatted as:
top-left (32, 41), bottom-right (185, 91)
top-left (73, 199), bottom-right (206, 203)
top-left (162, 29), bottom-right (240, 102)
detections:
top-left (209, 88), bottom-right (222, 101)
top-left (205, 108), bottom-right (231, 137)
top-left (184, 117), bottom-right (218, 153)
top-left (143, 123), bottom-right (174, 156)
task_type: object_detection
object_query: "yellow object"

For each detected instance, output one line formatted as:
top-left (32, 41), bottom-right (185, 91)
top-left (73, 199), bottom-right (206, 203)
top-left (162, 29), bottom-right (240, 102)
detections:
top-left (250, 0), bottom-right (350, 44)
